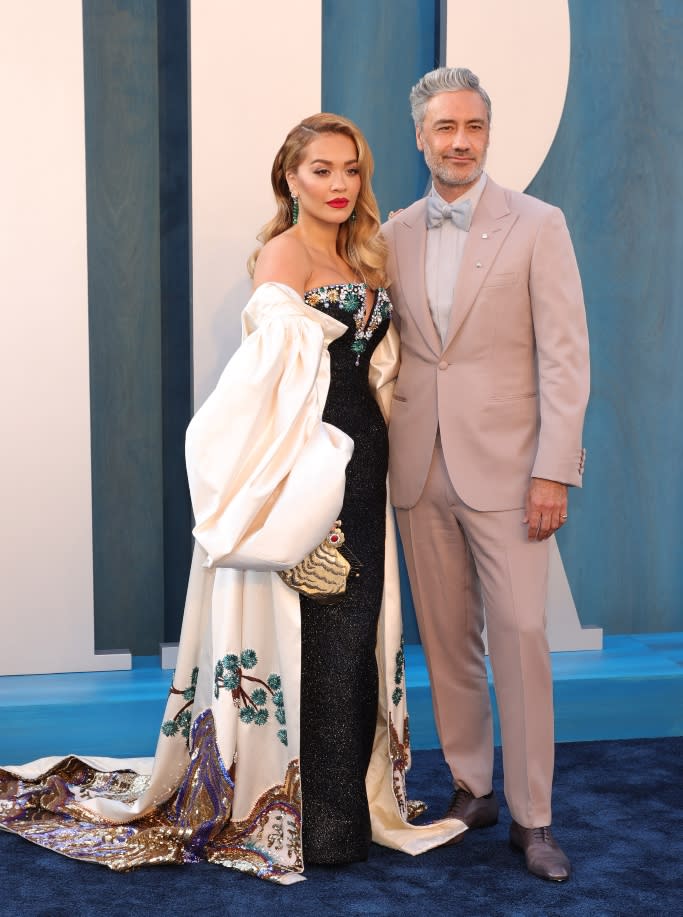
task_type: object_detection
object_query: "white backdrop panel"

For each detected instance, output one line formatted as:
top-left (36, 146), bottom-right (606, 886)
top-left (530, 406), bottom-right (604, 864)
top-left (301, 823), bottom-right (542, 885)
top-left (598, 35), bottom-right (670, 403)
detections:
top-left (0, 3), bottom-right (130, 675)
top-left (446, 0), bottom-right (570, 193)
top-left (190, 0), bottom-right (322, 408)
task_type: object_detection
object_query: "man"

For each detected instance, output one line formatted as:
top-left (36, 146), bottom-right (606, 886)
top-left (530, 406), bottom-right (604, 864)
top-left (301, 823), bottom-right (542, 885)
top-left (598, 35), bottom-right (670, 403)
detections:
top-left (382, 67), bottom-right (589, 882)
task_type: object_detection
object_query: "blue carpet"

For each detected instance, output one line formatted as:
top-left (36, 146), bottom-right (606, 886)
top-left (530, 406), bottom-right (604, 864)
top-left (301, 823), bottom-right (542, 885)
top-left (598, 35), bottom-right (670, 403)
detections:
top-left (1, 737), bottom-right (681, 916)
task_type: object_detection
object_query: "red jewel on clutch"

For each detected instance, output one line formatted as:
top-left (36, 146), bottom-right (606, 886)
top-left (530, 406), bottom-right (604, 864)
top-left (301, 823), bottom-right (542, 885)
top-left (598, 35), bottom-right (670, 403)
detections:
top-left (329, 534), bottom-right (339, 543)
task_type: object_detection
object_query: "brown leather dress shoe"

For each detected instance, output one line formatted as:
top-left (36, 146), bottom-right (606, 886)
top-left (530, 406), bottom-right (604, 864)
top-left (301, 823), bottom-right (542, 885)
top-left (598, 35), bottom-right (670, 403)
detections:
top-left (444, 787), bottom-right (500, 829)
top-left (509, 821), bottom-right (571, 882)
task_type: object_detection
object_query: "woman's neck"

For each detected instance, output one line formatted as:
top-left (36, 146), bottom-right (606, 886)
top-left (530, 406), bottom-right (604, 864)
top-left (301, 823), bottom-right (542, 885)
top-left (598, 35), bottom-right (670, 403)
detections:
top-left (292, 219), bottom-right (357, 286)
top-left (293, 219), bottom-right (339, 261)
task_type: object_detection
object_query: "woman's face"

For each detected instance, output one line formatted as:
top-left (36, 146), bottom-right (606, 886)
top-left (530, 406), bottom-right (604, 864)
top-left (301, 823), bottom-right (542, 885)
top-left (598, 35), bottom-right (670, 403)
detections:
top-left (287, 133), bottom-right (361, 226)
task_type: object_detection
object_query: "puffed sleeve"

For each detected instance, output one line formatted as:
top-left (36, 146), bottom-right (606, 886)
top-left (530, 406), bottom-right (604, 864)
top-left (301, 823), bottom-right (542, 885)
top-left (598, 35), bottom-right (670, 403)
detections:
top-left (186, 287), bottom-right (354, 571)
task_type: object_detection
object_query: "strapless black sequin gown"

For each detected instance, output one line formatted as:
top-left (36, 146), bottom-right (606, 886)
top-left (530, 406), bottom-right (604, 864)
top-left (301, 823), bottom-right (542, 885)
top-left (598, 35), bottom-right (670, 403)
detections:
top-left (299, 283), bottom-right (392, 864)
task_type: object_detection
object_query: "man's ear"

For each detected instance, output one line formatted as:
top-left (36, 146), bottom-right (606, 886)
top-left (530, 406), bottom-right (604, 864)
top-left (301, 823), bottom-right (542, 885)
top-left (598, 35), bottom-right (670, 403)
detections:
top-left (415, 126), bottom-right (424, 152)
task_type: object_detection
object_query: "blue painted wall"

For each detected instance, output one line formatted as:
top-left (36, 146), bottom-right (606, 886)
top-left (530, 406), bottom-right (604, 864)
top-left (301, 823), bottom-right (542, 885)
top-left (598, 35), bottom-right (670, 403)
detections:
top-left (322, 0), bottom-right (439, 642)
top-left (322, 0), bottom-right (438, 220)
top-left (528, 0), bottom-right (683, 633)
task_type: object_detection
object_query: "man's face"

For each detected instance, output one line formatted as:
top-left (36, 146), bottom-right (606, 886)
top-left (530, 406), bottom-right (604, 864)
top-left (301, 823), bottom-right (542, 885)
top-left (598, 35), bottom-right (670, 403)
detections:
top-left (416, 90), bottom-right (490, 200)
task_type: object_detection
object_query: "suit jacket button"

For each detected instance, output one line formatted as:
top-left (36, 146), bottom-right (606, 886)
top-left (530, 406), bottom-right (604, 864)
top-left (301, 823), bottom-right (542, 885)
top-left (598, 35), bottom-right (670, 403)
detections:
top-left (438, 361), bottom-right (448, 370)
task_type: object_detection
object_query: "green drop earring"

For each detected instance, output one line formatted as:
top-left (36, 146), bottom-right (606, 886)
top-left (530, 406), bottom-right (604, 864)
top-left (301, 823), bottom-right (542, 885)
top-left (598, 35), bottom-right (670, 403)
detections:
top-left (350, 209), bottom-right (357, 223)
top-left (291, 193), bottom-right (299, 225)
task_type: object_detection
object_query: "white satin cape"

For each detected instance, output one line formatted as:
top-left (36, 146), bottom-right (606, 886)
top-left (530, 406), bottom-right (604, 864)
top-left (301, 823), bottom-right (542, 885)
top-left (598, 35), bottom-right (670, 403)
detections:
top-left (0, 282), bottom-right (464, 882)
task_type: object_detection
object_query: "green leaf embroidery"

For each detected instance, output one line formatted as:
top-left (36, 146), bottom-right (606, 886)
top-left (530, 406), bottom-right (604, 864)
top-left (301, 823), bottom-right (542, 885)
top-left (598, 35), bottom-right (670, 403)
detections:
top-left (213, 650), bottom-right (287, 745)
top-left (162, 666), bottom-right (199, 746)
top-left (393, 637), bottom-right (406, 705)
top-left (240, 649), bottom-right (258, 669)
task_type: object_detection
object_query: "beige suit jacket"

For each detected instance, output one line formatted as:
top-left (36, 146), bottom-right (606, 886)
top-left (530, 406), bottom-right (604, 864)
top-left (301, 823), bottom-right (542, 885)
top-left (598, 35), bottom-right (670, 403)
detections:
top-left (382, 177), bottom-right (590, 511)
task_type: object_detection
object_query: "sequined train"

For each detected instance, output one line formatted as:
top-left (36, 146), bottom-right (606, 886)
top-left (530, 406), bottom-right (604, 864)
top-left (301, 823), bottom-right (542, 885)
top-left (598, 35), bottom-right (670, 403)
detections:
top-left (1, 709), bottom-right (302, 880)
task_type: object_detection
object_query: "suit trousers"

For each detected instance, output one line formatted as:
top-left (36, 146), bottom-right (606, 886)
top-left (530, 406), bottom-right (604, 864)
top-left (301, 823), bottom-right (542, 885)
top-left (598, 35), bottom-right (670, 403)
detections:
top-left (396, 439), bottom-right (554, 828)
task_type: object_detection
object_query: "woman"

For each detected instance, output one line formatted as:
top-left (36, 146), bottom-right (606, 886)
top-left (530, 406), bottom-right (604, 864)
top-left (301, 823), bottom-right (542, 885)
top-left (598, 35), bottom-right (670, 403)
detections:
top-left (0, 115), bottom-right (463, 882)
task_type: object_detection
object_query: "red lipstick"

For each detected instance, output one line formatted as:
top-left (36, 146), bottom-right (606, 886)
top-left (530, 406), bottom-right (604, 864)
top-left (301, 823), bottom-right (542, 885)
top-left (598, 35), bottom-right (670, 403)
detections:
top-left (327, 198), bottom-right (349, 208)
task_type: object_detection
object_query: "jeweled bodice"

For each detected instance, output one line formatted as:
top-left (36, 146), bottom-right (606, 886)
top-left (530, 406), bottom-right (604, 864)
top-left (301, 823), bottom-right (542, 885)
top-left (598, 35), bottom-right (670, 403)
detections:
top-left (303, 283), bottom-right (391, 442)
top-left (304, 283), bottom-right (392, 369)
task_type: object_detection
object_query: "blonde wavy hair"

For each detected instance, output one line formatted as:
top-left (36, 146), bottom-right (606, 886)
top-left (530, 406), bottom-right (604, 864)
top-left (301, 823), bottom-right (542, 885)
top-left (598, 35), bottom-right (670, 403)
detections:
top-left (248, 113), bottom-right (387, 289)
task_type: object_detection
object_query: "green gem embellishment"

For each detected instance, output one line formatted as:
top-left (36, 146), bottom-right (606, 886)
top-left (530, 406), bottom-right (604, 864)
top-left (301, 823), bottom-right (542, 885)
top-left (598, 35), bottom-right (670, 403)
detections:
top-left (277, 729), bottom-right (288, 746)
top-left (341, 291), bottom-right (361, 313)
top-left (392, 687), bottom-right (403, 707)
top-left (267, 674), bottom-right (281, 691)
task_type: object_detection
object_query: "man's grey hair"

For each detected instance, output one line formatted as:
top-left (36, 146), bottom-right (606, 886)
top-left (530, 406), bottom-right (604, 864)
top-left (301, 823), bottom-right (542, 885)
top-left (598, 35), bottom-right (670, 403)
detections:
top-left (409, 67), bottom-right (492, 127)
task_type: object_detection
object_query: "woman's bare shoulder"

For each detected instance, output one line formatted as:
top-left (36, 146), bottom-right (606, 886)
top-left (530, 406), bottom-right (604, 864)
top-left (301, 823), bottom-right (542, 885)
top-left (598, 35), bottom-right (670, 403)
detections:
top-left (253, 232), bottom-right (311, 294)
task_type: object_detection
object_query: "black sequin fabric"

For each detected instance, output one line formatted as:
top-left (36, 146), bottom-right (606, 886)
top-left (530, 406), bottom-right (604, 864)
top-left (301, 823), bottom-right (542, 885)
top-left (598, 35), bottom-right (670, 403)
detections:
top-left (299, 284), bottom-right (391, 864)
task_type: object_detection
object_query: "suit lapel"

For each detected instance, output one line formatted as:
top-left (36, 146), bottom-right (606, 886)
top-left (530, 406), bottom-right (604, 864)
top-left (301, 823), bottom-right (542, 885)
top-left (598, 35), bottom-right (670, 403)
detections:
top-left (443, 179), bottom-right (519, 351)
top-left (393, 200), bottom-right (442, 357)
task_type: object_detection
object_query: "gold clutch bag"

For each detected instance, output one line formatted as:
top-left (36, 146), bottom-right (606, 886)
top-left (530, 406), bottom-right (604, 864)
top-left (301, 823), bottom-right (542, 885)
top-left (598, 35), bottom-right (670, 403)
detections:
top-left (278, 521), bottom-right (353, 604)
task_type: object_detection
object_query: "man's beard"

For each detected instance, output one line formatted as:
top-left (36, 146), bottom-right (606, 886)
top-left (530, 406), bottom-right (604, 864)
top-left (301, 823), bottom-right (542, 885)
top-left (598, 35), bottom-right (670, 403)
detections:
top-left (434, 161), bottom-right (484, 187)
top-left (428, 148), bottom-right (487, 188)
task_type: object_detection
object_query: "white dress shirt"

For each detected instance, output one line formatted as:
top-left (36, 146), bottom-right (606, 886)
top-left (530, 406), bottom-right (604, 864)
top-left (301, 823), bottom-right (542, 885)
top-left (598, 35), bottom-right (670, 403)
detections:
top-left (425, 173), bottom-right (487, 347)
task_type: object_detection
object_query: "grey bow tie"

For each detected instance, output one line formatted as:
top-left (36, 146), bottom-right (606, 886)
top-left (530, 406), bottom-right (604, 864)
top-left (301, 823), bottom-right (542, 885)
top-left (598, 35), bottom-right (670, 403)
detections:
top-left (426, 196), bottom-right (472, 231)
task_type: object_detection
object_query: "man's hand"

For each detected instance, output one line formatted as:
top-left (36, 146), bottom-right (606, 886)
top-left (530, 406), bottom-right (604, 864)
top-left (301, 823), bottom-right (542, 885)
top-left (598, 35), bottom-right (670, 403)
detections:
top-left (523, 478), bottom-right (568, 541)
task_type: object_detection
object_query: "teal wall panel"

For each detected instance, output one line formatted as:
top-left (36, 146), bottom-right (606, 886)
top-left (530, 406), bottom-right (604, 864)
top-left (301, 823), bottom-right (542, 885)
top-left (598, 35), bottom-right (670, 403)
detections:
top-left (527, 0), bottom-right (683, 633)
top-left (157, 2), bottom-right (193, 642)
top-left (322, 0), bottom-right (438, 220)
top-left (84, 0), bottom-right (165, 654)
top-left (322, 0), bottom-right (439, 642)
